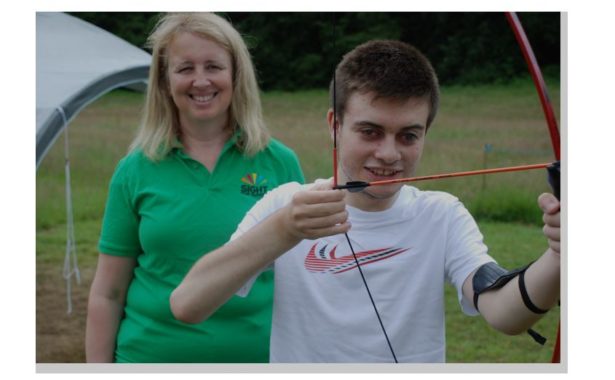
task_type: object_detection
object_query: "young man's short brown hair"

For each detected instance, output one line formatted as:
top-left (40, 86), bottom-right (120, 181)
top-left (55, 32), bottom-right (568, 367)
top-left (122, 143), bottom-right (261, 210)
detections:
top-left (331, 40), bottom-right (440, 128)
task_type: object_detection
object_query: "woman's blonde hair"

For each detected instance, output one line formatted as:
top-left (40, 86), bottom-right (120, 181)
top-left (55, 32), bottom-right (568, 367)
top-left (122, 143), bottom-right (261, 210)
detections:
top-left (130, 12), bottom-right (269, 160)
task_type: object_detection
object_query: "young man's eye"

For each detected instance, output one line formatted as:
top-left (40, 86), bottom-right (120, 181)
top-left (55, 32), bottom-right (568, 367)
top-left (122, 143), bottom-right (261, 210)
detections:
top-left (399, 133), bottom-right (418, 144)
top-left (360, 129), bottom-right (380, 139)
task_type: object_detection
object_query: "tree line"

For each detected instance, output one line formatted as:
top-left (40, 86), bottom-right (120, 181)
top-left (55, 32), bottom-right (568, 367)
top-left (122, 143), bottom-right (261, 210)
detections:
top-left (71, 12), bottom-right (560, 90)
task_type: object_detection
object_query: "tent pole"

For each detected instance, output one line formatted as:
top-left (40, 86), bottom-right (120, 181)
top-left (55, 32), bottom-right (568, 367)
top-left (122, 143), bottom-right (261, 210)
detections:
top-left (57, 107), bottom-right (81, 315)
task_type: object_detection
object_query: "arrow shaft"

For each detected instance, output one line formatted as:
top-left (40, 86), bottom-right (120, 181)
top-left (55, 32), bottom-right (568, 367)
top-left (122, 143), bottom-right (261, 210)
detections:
top-left (336, 162), bottom-right (551, 190)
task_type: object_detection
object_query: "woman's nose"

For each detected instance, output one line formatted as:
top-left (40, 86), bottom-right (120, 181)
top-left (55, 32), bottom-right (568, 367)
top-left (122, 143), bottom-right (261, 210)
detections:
top-left (192, 70), bottom-right (211, 87)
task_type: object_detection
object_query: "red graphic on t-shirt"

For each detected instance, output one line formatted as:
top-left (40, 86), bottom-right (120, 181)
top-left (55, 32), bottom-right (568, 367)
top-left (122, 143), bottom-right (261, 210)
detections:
top-left (304, 242), bottom-right (409, 274)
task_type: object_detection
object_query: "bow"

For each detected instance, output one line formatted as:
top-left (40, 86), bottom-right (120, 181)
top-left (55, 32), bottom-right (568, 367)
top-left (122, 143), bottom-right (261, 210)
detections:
top-left (505, 11), bottom-right (562, 364)
top-left (330, 12), bottom-right (561, 363)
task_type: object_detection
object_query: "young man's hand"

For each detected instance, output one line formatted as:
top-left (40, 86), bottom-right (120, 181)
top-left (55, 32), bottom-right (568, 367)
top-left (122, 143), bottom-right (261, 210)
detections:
top-left (538, 193), bottom-right (560, 255)
top-left (282, 178), bottom-right (351, 240)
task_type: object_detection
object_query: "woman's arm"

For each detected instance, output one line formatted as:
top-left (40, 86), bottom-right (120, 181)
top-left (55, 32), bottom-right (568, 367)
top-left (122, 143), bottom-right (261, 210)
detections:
top-left (85, 254), bottom-right (136, 363)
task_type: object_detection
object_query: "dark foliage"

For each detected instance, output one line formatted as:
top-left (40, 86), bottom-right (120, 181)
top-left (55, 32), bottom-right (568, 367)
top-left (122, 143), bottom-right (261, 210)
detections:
top-left (69, 12), bottom-right (160, 50)
top-left (70, 12), bottom-right (560, 90)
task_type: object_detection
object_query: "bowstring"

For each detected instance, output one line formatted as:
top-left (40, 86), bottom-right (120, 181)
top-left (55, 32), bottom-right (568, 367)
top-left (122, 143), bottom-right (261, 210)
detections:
top-left (344, 233), bottom-right (399, 363)
top-left (332, 12), bottom-right (398, 363)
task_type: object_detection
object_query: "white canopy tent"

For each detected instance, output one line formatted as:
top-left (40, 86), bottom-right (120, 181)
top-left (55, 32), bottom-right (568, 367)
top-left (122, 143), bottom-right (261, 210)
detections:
top-left (36, 12), bottom-right (151, 313)
top-left (36, 12), bottom-right (151, 168)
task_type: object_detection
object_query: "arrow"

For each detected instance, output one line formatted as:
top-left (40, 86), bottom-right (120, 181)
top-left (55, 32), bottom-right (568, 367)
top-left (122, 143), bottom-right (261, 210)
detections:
top-left (334, 162), bottom-right (554, 192)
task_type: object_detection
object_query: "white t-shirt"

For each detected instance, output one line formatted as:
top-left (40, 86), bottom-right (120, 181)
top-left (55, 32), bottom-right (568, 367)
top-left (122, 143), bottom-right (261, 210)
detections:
top-left (232, 181), bottom-right (495, 363)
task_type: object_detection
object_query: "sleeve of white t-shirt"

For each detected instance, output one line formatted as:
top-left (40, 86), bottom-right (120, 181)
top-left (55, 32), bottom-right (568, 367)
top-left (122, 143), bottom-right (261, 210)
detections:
top-left (444, 198), bottom-right (496, 316)
top-left (230, 181), bottom-right (305, 297)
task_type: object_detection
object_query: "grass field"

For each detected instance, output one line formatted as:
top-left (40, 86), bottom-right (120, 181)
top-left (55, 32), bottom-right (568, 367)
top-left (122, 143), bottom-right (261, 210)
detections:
top-left (36, 78), bottom-right (561, 363)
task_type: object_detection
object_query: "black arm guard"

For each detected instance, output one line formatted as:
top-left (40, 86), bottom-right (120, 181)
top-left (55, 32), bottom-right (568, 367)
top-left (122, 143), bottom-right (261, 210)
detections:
top-left (472, 262), bottom-right (530, 311)
top-left (472, 262), bottom-right (546, 345)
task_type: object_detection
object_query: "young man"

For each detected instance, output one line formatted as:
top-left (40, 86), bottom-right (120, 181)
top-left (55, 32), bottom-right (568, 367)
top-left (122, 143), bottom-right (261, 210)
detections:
top-left (170, 40), bottom-right (561, 363)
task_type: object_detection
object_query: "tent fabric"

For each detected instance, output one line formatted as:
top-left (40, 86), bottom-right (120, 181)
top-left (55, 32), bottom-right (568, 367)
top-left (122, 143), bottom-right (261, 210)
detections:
top-left (36, 12), bottom-right (151, 168)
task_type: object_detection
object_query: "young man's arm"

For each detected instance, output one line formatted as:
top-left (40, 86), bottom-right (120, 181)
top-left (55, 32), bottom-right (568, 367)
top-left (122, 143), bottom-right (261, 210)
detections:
top-left (462, 193), bottom-right (560, 334)
top-left (170, 181), bottom-right (350, 324)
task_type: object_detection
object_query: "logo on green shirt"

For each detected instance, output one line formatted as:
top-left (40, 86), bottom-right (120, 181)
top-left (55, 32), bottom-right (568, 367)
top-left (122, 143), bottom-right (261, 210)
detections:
top-left (240, 173), bottom-right (268, 197)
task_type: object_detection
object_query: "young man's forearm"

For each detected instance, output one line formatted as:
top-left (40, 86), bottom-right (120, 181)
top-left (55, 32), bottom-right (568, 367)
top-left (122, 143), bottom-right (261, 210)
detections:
top-left (476, 248), bottom-right (560, 334)
top-left (170, 208), bottom-right (301, 324)
top-left (171, 184), bottom-right (349, 324)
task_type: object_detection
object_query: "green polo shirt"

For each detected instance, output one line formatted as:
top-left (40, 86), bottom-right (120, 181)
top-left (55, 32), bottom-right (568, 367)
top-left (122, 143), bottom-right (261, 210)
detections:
top-left (98, 135), bottom-right (304, 363)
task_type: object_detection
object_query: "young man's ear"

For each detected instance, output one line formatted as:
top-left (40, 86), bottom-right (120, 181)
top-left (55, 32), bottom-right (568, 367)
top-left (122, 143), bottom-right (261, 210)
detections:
top-left (326, 108), bottom-right (337, 141)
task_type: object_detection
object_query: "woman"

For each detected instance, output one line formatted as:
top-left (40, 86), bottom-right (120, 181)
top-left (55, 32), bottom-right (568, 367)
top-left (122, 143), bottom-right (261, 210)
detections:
top-left (85, 13), bottom-right (304, 363)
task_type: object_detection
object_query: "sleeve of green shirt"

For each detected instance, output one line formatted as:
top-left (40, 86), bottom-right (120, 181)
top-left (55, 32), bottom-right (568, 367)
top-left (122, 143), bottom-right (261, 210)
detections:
top-left (270, 138), bottom-right (305, 185)
top-left (285, 149), bottom-right (305, 185)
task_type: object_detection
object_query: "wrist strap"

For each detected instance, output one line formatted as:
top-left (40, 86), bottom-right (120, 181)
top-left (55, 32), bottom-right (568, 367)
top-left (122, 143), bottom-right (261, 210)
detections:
top-left (518, 267), bottom-right (549, 314)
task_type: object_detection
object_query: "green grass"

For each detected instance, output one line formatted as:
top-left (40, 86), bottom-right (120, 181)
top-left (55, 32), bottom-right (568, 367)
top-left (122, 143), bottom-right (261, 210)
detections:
top-left (36, 90), bottom-right (143, 230)
top-left (262, 89), bottom-right (332, 182)
top-left (445, 221), bottom-right (559, 362)
top-left (36, 79), bottom-right (561, 363)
